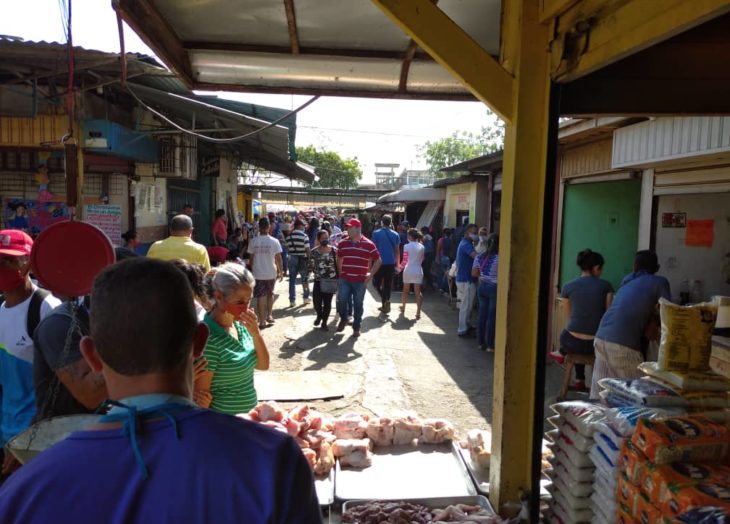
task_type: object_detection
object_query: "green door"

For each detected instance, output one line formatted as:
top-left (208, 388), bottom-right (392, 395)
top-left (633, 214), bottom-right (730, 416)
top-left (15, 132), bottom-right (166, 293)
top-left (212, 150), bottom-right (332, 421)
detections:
top-left (559, 179), bottom-right (641, 291)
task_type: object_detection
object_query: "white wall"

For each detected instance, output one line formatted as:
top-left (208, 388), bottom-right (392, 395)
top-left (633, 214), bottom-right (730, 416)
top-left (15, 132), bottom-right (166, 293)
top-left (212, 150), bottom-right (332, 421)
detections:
top-left (217, 157), bottom-right (240, 226)
top-left (655, 192), bottom-right (730, 302)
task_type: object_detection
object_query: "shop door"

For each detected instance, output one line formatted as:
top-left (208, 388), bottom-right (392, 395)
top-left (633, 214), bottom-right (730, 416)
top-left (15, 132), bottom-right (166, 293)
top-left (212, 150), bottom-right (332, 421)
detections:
top-left (168, 183), bottom-right (201, 239)
top-left (559, 179), bottom-right (641, 290)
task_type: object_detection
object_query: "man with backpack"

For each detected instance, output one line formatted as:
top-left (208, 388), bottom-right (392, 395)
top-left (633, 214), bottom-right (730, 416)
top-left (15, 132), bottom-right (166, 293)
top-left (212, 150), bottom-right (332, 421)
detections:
top-left (0, 230), bottom-right (60, 479)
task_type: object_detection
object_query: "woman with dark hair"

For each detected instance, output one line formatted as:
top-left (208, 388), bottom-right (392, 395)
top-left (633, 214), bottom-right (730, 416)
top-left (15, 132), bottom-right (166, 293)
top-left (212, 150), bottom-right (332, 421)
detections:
top-left (171, 259), bottom-right (209, 321)
top-left (212, 209), bottom-right (227, 246)
top-left (553, 249), bottom-right (614, 391)
top-left (471, 233), bottom-right (499, 352)
top-left (309, 229), bottom-right (338, 330)
top-left (400, 228), bottom-right (425, 319)
top-left (306, 216), bottom-right (320, 248)
top-left (114, 230), bottom-right (140, 260)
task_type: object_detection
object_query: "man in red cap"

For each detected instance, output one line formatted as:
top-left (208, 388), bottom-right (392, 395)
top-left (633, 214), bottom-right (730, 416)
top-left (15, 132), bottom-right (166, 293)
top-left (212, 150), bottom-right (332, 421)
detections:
top-left (0, 230), bottom-right (60, 479)
top-left (335, 219), bottom-right (381, 337)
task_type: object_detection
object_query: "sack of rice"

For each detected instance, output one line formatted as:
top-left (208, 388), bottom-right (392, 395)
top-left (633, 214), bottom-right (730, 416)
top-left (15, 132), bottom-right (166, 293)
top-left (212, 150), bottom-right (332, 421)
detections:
top-left (658, 299), bottom-right (718, 371)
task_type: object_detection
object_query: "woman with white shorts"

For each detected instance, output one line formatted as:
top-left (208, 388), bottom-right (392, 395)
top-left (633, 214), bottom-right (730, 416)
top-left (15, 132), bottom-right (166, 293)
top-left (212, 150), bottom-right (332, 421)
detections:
top-left (400, 228), bottom-right (425, 319)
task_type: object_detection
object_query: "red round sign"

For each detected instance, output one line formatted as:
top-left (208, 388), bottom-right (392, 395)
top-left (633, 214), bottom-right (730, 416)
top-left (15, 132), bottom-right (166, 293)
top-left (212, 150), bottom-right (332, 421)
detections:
top-left (30, 221), bottom-right (115, 297)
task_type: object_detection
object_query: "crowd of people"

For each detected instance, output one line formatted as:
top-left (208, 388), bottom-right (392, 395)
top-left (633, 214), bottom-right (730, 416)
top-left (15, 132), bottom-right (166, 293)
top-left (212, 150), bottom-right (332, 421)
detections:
top-left (0, 202), bottom-right (675, 521)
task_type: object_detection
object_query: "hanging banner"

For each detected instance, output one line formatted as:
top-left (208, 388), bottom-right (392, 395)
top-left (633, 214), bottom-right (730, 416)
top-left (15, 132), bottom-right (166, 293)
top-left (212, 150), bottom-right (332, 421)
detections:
top-left (2, 198), bottom-right (69, 236)
top-left (85, 204), bottom-right (122, 246)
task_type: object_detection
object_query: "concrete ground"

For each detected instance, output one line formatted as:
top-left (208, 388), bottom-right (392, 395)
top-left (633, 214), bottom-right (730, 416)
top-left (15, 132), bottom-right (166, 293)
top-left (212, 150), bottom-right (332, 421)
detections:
top-left (256, 278), bottom-right (565, 438)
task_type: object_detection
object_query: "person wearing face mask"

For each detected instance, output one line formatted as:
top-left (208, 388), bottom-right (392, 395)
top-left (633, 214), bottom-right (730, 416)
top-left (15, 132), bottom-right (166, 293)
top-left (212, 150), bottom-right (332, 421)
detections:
top-left (471, 233), bottom-right (500, 352)
top-left (195, 263), bottom-right (270, 413)
top-left (309, 230), bottom-right (338, 331)
top-left (0, 230), bottom-right (60, 480)
top-left (455, 224), bottom-right (479, 338)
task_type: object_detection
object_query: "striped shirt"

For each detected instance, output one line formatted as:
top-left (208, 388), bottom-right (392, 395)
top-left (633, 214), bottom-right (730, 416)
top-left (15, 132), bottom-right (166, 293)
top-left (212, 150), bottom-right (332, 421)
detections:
top-left (147, 236), bottom-right (211, 271)
top-left (337, 236), bottom-right (380, 283)
top-left (286, 229), bottom-right (309, 256)
top-left (473, 253), bottom-right (499, 284)
top-left (203, 314), bottom-right (258, 415)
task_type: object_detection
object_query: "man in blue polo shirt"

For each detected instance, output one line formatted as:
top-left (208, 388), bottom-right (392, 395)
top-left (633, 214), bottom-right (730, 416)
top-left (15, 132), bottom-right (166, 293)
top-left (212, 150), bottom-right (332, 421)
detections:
top-left (456, 224), bottom-right (479, 337)
top-left (590, 250), bottom-right (671, 398)
top-left (372, 215), bottom-right (400, 314)
top-left (0, 258), bottom-right (321, 524)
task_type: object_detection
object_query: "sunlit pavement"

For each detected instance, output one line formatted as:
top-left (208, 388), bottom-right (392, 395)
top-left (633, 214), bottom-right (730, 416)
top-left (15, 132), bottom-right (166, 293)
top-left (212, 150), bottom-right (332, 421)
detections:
top-left (256, 278), bottom-right (564, 436)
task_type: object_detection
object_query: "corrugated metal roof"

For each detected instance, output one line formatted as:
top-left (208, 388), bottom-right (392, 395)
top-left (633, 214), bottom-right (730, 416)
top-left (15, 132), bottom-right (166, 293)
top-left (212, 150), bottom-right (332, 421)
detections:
top-left (440, 150), bottom-right (504, 173)
top-left (114, 0), bottom-right (501, 100)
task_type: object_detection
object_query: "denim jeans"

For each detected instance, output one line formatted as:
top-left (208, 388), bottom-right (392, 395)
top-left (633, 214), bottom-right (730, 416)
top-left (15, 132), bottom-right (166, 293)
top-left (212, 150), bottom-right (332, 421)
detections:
top-left (477, 281), bottom-right (498, 348)
top-left (288, 255), bottom-right (309, 302)
top-left (438, 256), bottom-right (451, 291)
top-left (337, 279), bottom-right (366, 330)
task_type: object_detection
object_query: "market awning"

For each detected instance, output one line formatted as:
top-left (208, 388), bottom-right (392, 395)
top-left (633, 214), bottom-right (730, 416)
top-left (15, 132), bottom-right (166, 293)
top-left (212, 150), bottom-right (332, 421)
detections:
top-left (377, 187), bottom-right (445, 204)
top-left (121, 82), bottom-right (316, 183)
top-left (113, 0), bottom-right (501, 101)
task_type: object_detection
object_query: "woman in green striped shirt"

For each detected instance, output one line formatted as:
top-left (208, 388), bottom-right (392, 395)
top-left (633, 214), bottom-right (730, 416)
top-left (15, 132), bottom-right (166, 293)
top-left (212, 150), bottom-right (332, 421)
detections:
top-left (197, 263), bottom-right (270, 414)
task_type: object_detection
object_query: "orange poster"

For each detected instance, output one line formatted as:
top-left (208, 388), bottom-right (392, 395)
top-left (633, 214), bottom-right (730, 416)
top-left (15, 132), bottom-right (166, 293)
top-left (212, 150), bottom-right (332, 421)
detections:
top-left (685, 219), bottom-right (714, 247)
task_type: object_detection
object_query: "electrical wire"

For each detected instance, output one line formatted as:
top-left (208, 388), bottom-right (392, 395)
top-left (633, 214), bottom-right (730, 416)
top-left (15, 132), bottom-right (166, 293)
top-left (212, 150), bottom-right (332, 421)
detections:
top-left (126, 85), bottom-right (320, 144)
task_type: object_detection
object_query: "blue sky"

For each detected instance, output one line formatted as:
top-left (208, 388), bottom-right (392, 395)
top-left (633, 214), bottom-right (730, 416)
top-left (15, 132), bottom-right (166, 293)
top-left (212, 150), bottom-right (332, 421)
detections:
top-left (0, 0), bottom-right (497, 184)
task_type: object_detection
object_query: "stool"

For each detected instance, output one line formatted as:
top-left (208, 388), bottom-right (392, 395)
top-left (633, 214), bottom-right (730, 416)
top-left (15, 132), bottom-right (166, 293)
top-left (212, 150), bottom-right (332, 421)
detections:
top-left (557, 354), bottom-right (595, 401)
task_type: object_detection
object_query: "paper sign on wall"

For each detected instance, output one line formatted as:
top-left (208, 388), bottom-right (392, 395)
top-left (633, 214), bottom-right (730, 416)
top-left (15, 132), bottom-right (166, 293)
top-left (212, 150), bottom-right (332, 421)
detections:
top-left (685, 219), bottom-right (714, 247)
top-left (85, 204), bottom-right (122, 246)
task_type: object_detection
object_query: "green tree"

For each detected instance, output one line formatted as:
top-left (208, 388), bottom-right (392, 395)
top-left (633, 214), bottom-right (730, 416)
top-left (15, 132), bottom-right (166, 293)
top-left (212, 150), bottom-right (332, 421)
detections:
top-left (420, 122), bottom-right (504, 176)
top-left (296, 145), bottom-right (363, 189)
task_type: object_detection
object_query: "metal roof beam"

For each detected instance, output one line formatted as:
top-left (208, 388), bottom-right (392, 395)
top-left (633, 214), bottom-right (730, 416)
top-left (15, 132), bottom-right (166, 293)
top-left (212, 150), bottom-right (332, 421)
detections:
top-left (113, 0), bottom-right (194, 86)
top-left (551, 0), bottom-right (730, 82)
top-left (372, 0), bottom-right (515, 123)
top-left (283, 0), bottom-right (301, 54)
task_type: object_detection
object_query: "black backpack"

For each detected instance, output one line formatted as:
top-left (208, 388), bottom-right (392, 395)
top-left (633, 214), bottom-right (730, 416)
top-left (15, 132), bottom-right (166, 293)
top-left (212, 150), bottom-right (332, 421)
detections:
top-left (0, 288), bottom-right (51, 338)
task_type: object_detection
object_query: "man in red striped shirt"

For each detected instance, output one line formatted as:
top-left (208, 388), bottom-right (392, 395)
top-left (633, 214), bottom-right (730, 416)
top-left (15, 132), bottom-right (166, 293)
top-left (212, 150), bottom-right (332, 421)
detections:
top-left (336, 219), bottom-right (381, 338)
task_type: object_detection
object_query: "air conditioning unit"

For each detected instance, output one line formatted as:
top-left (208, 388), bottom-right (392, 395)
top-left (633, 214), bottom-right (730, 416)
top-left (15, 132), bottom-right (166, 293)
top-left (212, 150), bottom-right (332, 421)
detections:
top-left (158, 134), bottom-right (197, 179)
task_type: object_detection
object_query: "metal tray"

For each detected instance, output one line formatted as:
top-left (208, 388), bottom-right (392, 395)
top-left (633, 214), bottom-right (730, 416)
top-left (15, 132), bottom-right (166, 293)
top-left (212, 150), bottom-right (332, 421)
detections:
top-left (342, 495), bottom-right (495, 517)
top-left (453, 442), bottom-right (552, 499)
top-left (453, 442), bottom-right (490, 495)
top-left (335, 442), bottom-right (477, 502)
top-left (315, 467), bottom-right (335, 506)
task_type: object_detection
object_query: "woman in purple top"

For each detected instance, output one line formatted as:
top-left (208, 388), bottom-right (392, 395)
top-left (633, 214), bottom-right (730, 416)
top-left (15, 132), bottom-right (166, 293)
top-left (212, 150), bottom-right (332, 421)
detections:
top-left (555, 249), bottom-right (614, 391)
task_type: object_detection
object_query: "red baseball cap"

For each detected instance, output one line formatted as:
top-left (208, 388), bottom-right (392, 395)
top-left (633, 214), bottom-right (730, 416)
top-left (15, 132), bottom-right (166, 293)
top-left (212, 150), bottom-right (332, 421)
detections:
top-left (346, 218), bottom-right (362, 228)
top-left (0, 230), bottom-right (33, 257)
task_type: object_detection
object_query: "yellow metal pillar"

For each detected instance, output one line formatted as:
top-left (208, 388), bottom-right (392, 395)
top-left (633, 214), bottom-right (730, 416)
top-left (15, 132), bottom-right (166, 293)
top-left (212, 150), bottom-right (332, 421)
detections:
top-left (489, 0), bottom-right (551, 514)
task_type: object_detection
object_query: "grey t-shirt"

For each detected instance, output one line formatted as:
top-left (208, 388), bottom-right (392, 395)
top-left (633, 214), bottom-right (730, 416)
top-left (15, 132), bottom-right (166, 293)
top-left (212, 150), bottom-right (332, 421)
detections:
top-left (561, 276), bottom-right (614, 336)
top-left (33, 303), bottom-right (92, 420)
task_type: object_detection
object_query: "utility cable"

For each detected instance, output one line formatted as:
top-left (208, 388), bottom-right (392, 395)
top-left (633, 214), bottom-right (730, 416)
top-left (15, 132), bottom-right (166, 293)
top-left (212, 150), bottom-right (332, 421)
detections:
top-left (126, 85), bottom-right (319, 144)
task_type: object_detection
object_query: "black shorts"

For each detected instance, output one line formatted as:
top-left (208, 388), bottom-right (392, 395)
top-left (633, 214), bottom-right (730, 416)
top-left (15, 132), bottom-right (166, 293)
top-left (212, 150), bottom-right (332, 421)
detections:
top-left (559, 330), bottom-right (595, 356)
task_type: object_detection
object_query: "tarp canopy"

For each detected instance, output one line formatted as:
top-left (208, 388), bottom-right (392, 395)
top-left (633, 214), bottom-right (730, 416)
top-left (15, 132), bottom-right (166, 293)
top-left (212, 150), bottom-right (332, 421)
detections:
top-left (377, 187), bottom-right (445, 204)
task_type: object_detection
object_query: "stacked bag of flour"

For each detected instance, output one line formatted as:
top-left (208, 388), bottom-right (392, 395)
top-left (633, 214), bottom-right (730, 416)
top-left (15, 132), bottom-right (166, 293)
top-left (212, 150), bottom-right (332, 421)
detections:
top-left (616, 414), bottom-right (730, 522)
top-left (544, 401), bottom-right (607, 523)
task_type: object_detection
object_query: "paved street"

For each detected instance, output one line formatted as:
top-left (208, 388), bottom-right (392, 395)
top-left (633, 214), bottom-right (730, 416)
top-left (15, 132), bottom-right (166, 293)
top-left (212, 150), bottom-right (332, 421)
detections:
top-left (255, 279), bottom-right (564, 437)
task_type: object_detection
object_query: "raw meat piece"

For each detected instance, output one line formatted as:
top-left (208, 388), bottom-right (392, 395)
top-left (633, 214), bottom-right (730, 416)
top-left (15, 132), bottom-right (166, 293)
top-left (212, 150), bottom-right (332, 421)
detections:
top-left (334, 416), bottom-right (368, 439)
top-left (285, 418), bottom-right (301, 437)
top-left (288, 404), bottom-right (311, 433)
top-left (294, 437), bottom-right (310, 449)
top-left (467, 429), bottom-right (492, 469)
top-left (314, 441), bottom-right (335, 477)
top-left (393, 415), bottom-right (422, 445)
top-left (332, 438), bottom-right (372, 457)
top-left (339, 449), bottom-right (372, 468)
top-left (308, 412), bottom-right (323, 431)
top-left (254, 401), bottom-right (285, 423)
top-left (303, 429), bottom-right (336, 449)
top-left (366, 417), bottom-right (395, 447)
top-left (420, 418), bottom-right (454, 444)
top-left (301, 448), bottom-right (317, 469)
